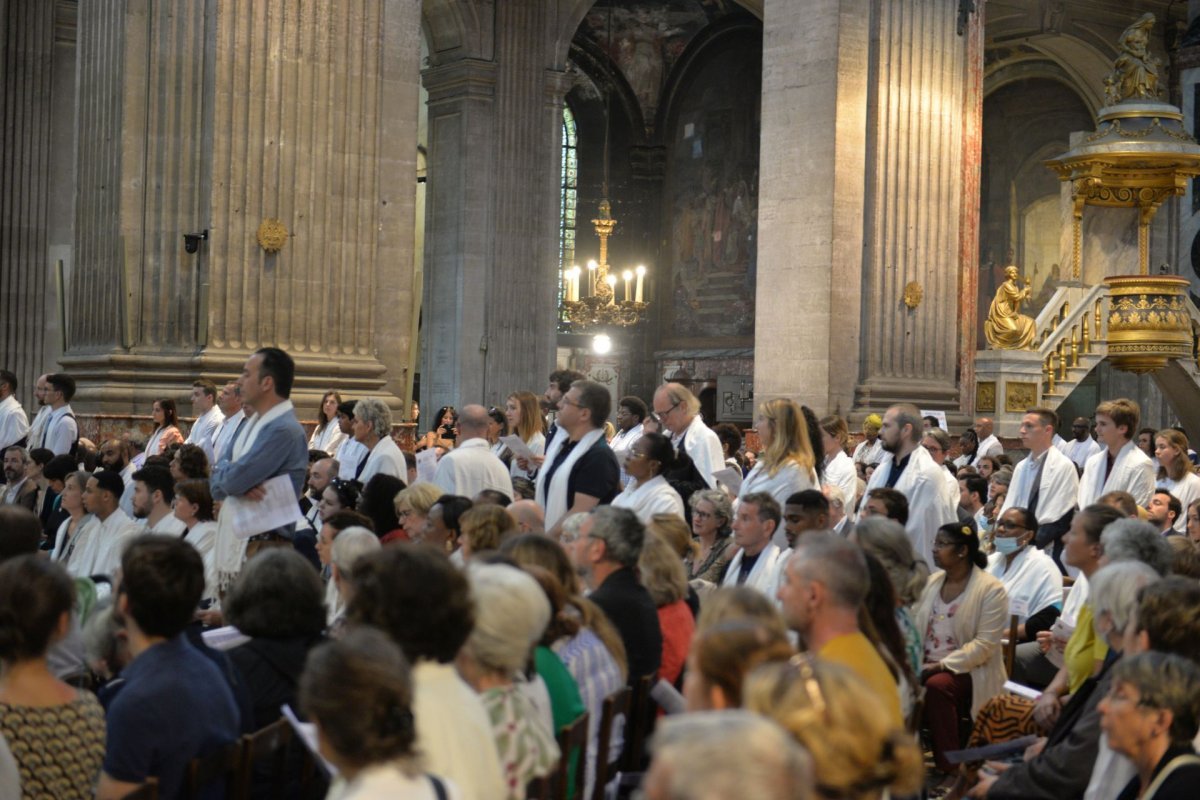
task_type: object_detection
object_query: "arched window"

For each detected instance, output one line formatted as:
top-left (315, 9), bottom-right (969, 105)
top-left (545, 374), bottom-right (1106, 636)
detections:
top-left (559, 105), bottom-right (578, 327)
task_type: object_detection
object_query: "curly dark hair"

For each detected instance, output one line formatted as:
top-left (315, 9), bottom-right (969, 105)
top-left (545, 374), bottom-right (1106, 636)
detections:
top-left (173, 443), bottom-right (210, 479)
top-left (347, 544), bottom-right (474, 663)
top-left (224, 549), bottom-right (326, 639)
top-left (0, 555), bottom-right (74, 662)
top-left (300, 628), bottom-right (416, 770)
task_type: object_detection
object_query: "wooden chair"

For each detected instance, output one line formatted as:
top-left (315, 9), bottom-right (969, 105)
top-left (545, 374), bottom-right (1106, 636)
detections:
top-left (592, 686), bottom-right (631, 800)
top-left (527, 776), bottom-right (552, 800)
top-left (120, 778), bottom-right (159, 800)
top-left (621, 675), bottom-right (655, 772)
top-left (554, 712), bottom-right (590, 800)
top-left (235, 718), bottom-right (292, 800)
top-left (184, 741), bottom-right (240, 800)
top-left (1003, 613), bottom-right (1020, 676)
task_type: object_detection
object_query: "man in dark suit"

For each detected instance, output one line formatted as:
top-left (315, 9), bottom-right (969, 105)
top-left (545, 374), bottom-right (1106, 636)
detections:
top-left (1, 446), bottom-right (37, 512)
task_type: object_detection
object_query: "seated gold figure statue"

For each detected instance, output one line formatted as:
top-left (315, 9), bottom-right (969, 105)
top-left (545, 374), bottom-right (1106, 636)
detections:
top-left (984, 266), bottom-right (1037, 350)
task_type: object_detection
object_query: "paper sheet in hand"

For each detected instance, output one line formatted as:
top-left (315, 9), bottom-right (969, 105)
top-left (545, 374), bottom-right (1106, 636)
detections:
top-left (499, 434), bottom-right (535, 461)
top-left (416, 447), bottom-right (439, 483)
top-left (711, 467), bottom-right (743, 495)
top-left (1003, 680), bottom-right (1041, 701)
top-left (221, 475), bottom-right (303, 540)
top-left (1045, 617), bottom-right (1074, 669)
top-left (282, 704), bottom-right (337, 777)
top-left (201, 626), bottom-right (250, 652)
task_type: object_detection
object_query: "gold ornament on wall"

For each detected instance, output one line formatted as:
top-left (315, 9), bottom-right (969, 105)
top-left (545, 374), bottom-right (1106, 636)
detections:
top-left (976, 381), bottom-right (996, 413)
top-left (256, 218), bottom-right (289, 253)
top-left (1005, 381), bottom-right (1039, 412)
top-left (903, 281), bottom-right (923, 309)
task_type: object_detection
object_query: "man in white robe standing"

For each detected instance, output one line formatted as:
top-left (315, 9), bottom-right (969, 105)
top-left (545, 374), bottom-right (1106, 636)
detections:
top-left (921, 428), bottom-right (961, 514)
top-left (1060, 416), bottom-right (1102, 471)
top-left (1078, 398), bottom-right (1156, 509)
top-left (971, 417), bottom-right (1004, 466)
top-left (859, 403), bottom-right (957, 569)
top-left (0, 370), bottom-right (30, 451)
top-left (654, 382), bottom-right (723, 489)
top-left (1002, 408), bottom-right (1079, 571)
top-left (210, 381), bottom-right (246, 465)
top-left (184, 380), bottom-right (225, 463)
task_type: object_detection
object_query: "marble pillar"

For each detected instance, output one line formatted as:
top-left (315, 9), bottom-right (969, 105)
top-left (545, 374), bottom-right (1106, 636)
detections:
top-left (61, 0), bottom-right (421, 413)
top-left (419, 0), bottom-right (568, 415)
top-left (755, 0), bottom-right (978, 419)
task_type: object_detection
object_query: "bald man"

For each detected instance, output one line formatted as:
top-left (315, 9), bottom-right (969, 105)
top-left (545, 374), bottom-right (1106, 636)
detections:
top-left (433, 404), bottom-right (513, 500)
top-left (509, 499), bottom-right (545, 535)
top-left (971, 417), bottom-right (1004, 466)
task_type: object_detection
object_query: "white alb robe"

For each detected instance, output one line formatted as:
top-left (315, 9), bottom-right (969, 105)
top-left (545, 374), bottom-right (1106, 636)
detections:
top-left (823, 450), bottom-right (859, 520)
top-left (721, 541), bottom-right (788, 599)
top-left (971, 434), bottom-right (1004, 466)
top-left (611, 475), bottom-right (685, 524)
top-left (308, 422), bottom-right (347, 455)
top-left (1001, 445), bottom-right (1080, 527)
top-left (1062, 436), bottom-right (1103, 470)
top-left (859, 445), bottom-right (957, 570)
top-left (672, 414), bottom-right (725, 489)
top-left (1078, 441), bottom-right (1156, 509)
top-left (68, 509), bottom-right (140, 578)
top-left (986, 546), bottom-right (1063, 623)
top-left (739, 460), bottom-right (818, 548)
top-left (0, 395), bottom-right (30, 450)
top-left (185, 405), bottom-right (226, 463)
top-left (336, 437), bottom-right (370, 481)
top-left (852, 438), bottom-right (885, 467)
top-left (182, 521), bottom-right (220, 601)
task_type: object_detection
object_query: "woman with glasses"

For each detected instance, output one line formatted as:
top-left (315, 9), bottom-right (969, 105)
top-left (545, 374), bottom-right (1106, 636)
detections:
top-left (611, 433), bottom-right (686, 525)
top-left (684, 489), bottom-right (734, 584)
top-left (319, 478), bottom-right (363, 523)
top-left (504, 391), bottom-right (546, 481)
top-left (1098, 652), bottom-right (1200, 800)
top-left (985, 507), bottom-right (1062, 644)
top-left (308, 389), bottom-right (346, 454)
top-left (737, 399), bottom-right (818, 514)
top-left (394, 482), bottom-right (443, 542)
top-left (145, 397), bottom-right (184, 457)
top-left (744, 656), bottom-right (924, 800)
top-left (912, 521), bottom-right (1008, 784)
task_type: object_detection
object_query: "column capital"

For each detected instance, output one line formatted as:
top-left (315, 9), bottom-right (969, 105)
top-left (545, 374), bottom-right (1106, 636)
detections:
top-left (543, 68), bottom-right (572, 104)
top-left (422, 58), bottom-right (498, 105)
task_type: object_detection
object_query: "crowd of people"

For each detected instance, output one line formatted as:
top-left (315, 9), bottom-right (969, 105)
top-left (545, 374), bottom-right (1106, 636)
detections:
top-left (2, 356), bottom-right (1200, 800)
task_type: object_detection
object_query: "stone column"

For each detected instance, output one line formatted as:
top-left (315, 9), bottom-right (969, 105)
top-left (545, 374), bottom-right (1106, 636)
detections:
top-left (62, 0), bottom-right (421, 413)
top-left (419, 0), bottom-right (569, 415)
top-left (754, 0), bottom-right (977, 418)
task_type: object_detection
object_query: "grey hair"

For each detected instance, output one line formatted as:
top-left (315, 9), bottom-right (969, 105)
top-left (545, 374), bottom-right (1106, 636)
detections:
top-left (331, 527), bottom-right (382, 574)
top-left (1100, 518), bottom-right (1174, 575)
top-left (989, 468), bottom-right (1013, 488)
top-left (1110, 651), bottom-right (1200, 746)
top-left (822, 484), bottom-right (846, 511)
top-left (649, 710), bottom-right (813, 800)
top-left (1088, 560), bottom-right (1160, 638)
top-left (922, 428), bottom-right (952, 452)
top-left (589, 506), bottom-right (645, 568)
top-left (790, 533), bottom-right (869, 608)
top-left (658, 382), bottom-right (701, 416)
top-left (353, 398), bottom-right (393, 439)
top-left (463, 563), bottom-right (550, 675)
top-left (852, 516), bottom-right (930, 606)
top-left (561, 512), bottom-right (588, 541)
top-left (689, 488), bottom-right (734, 528)
top-left (3, 446), bottom-right (29, 463)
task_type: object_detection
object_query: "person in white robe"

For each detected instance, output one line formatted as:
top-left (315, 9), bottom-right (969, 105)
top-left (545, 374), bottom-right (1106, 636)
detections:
top-left (611, 432), bottom-right (685, 524)
top-left (24, 374), bottom-right (51, 450)
top-left (308, 390), bottom-right (347, 455)
top-left (173, 479), bottom-right (220, 603)
top-left (210, 381), bottom-right (248, 464)
top-left (987, 507), bottom-right (1063, 641)
top-left (1002, 410), bottom-right (1080, 567)
top-left (352, 399), bottom-right (406, 484)
top-left (0, 373), bottom-right (29, 451)
top-left (970, 417), bottom-right (1004, 467)
top-left (654, 383), bottom-right (723, 489)
top-left (852, 414), bottom-right (886, 470)
top-left (38, 375), bottom-right (77, 457)
top-left (858, 404), bottom-right (958, 570)
top-left (721, 492), bottom-right (788, 599)
top-left (1078, 400), bottom-right (1156, 509)
top-left (819, 414), bottom-right (859, 522)
top-left (738, 399), bottom-right (819, 548)
top-left (72, 470), bottom-right (140, 578)
top-left (921, 428), bottom-right (962, 514)
top-left (1153, 429), bottom-right (1200, 534)
top-left (608, 396), bottom-right (646, 488)
top-left (1061, 416), bottom-right (1103, 470)
top-left (432, 406), bottom-right (513, 501)
top-left (184, 380), bottom-right (225, 463)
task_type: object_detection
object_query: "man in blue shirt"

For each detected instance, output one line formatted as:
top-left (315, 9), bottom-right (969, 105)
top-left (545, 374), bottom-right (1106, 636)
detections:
top-left (97, 536), bottom-right (240, 800)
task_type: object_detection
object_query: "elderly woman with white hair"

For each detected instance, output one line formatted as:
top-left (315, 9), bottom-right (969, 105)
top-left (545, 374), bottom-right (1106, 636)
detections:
top-left (353, 398), bottom-right (406, 483)
top-left (327, 526), bottom-right (381, 633)
top-left (456, 563), bottom-right (560, 799)
top-left (1100, 518), bottom-right (1175, 576)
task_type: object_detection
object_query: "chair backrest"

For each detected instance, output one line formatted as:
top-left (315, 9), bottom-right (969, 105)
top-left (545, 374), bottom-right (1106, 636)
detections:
top-left (621, 674), bottom-right (655, 773)
top-left (236, 718), bottom-right (292, 800)
top-left (554, 712), bottom-right (589, 800)
top-left (527, 775), bottom-right (552, 800)
top-left (185, 740), bottom-right (240, 800)
top-left (592, 686), bottom-right (631, 800)
top-left (121, 778), bottom-right (159, 800)
top-left (1004, 613), bottom-right (1019, 676)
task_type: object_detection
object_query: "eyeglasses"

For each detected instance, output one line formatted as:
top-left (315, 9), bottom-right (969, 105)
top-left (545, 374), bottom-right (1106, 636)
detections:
top-left (932, 538), bottom-right (959, 549)
top-left (692, 510), bottom-right (713, 520)
top-left (994, 520), bottom-right (1026, 532)
top-left (653, 400), bottom-right (681, 418)
top-left (560, 397), bottom-right (585, 410)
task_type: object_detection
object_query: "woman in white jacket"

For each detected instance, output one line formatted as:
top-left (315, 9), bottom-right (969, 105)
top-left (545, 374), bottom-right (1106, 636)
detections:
top-left (612, 432), bottom-right (686, 524)
top-left (738, 398), bottom-right (818, 515)
top-left (819, 414), bottom-right (859, 519)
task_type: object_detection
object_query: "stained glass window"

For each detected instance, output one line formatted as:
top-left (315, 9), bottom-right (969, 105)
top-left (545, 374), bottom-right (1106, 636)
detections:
top-left (559, 106), bottom-right (578, 328)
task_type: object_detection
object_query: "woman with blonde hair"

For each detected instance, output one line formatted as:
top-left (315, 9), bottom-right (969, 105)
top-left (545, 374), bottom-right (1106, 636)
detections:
top-left (737, 398), bottom-right (818, 512)
top-left (457, 504), bottom-right (518, 559)
top-left (308, 390), bottom-right (346, 453)
top-left (504, 391), bottom-right (546, 480)
top-left (1155, 429), bottom-right (1200, 534)
top-left (820, 415), bottom-right (859, 519)
top-left (639, 532), bottom-right (695, 684)
top-left (393, 482), bottom-right (444, 542)
top-left (683, 620), bottom-right (793, 711)
top-left (744, 656), bottom-right (924, 800)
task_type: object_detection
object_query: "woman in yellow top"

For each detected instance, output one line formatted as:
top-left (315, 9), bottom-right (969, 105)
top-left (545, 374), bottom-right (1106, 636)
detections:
top-left (736, 398), bottom-right (818, 512)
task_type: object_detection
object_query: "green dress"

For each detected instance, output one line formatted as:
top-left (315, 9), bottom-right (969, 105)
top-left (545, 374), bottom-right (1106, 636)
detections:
top-left (534, 645), bottom-right (586, 796)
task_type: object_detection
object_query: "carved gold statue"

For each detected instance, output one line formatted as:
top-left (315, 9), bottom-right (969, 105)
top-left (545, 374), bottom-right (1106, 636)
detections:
top-left (1104, 13), bottom-right (1162, 105)
top-left (984, 266), bottom-right (1037, 350)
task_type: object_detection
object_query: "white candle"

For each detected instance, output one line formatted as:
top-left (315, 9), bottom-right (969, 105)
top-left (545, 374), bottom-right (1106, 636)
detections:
top-left (635, 265), bottom-right (645, 303)
top-left (622, 270), bottom-right (633, 302)
top-left (587, 261), bottom-right (598, 296)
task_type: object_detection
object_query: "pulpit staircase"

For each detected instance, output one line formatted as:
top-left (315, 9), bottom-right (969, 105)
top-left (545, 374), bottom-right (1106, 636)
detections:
top-left (1033, 284), bottom-right (1200, 435)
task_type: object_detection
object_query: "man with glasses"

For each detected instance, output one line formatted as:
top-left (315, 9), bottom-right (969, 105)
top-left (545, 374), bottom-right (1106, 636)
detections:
top-left (536, 380), bottom-right (621, 537)
top-left (1002, 408), bottom-right (1079, 571)
top-left (922, 427), bottom-right (960, 513)
top-left (653, 382), bottom-right (723, 489)
top-left (610, 395), bottom-right (647, 488)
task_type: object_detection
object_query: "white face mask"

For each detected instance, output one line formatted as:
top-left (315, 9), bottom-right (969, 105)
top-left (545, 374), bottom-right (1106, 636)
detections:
top-left (993, 535), bottom-right (1022, 555)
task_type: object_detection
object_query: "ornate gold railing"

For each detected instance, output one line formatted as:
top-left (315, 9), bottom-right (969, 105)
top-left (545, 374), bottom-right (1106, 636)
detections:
top-left (1035, 284), bottom-right (1109, 396)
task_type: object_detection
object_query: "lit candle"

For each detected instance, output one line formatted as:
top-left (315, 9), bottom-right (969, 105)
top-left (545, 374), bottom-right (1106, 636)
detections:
top-left (635, 265), bottom-right (645, 303)
top-left (622, 270), bottom-right (633, 302)
top-left (605, 274), bottom-right (617, 305)
top-left (587, 260), bottom-right (598, 296)
top-left (565, 267), bottom-right (576, 302)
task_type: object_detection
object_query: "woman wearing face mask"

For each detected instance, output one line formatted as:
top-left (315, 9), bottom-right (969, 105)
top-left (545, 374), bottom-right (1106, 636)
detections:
top-left (985, 506), bottom-right (1062, 644)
